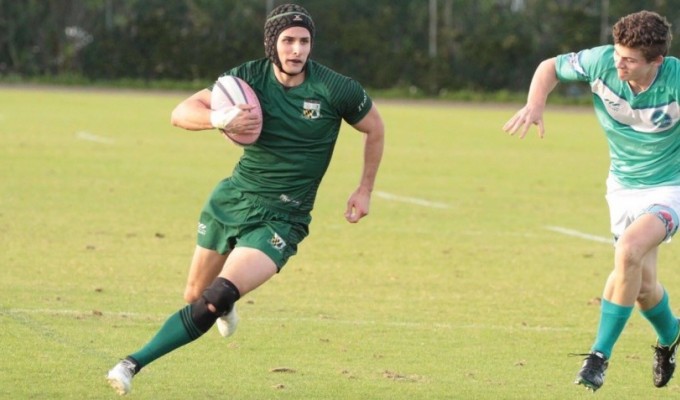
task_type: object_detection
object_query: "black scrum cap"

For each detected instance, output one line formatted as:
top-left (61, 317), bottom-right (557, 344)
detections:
top-left (264, 4), bottom-right (315, 71)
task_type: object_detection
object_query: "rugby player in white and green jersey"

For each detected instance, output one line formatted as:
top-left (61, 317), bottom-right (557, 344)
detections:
top-left (504, 10), bottom-right (680, 393)
top-left (556, 45), bottom-right (680, 188)
top-left (106, 4), bottom-right (385, 396)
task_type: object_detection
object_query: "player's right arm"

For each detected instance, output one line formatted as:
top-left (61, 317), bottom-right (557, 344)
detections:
top-left (171, 89), bottom-right (258, 132)
top-left (502, 57), bottom-right (559, 139)
top-left (171, 89), bottom-right (214, 131)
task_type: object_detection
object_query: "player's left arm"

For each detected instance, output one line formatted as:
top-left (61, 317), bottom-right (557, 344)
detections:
top-left (345, 104), bottom-right (385, 223)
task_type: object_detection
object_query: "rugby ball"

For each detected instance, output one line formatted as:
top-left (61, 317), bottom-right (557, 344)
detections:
top-left (211, 75), bottom-right (262, 145)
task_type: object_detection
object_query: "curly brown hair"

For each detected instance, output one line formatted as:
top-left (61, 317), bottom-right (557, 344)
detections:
top-left (612, 10), bottom-right (672, 61)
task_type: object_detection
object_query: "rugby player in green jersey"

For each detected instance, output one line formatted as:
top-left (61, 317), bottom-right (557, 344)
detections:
top-left (504, 10), bottom-right (680, 392)
top-left (106, 4), bottom-right (384, 395)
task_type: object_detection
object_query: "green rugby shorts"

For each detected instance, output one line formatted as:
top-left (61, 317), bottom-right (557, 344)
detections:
top-left (197, 179), bottom-right (310, 271)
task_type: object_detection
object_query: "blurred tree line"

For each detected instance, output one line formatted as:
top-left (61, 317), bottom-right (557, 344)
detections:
top-left (1, 0), bottom-right (679, 94)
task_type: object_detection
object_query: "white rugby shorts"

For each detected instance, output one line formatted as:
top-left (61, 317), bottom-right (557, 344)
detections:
top-left (606, 174), bottom-right (680, 242)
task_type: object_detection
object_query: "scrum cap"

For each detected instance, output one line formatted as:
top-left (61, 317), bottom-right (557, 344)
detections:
top-left (264, 4), bottom-right (315, 71)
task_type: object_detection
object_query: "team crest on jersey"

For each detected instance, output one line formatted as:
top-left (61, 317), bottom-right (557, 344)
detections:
top-left (592, 79), bottom-right (680, 133)
top-left (652, 109), bottom-right (673, 129)
top-left (302, 100), bottom-right (321, 119)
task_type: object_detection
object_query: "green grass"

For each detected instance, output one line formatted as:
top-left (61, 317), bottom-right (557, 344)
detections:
top-left (2, 87), bottom-right (680, 399)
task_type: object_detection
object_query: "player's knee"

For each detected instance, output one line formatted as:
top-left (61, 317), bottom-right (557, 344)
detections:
top-left (614, 241), bottom-right (645, 271)
top-left (183, 286), bottom-right (201, 303)
top-left (190, 278), bottom-right (241, 332)
top-left (202, 277), bottom-right (241, 315)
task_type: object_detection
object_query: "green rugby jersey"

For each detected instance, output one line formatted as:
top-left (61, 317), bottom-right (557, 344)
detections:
top-left (219, 59), bottom-right (372, 214)
top-left (555, 45), bottom-right (680, 188)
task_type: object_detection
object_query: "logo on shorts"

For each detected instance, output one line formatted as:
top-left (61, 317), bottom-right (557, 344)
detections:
top-left (659, 210), bottom-right (676, 235)
top-left (198, 223), bottom-right (207, 235)
top-left (302, 100), bottom-right (321, 119)
top-left (279, 193), bottom-right (301, 206)
top-left (270, 232), bottom-right (286, 251)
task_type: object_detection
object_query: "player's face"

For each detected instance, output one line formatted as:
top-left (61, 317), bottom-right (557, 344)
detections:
top-left (276, 27), bottom-right (311, 75)
top-left (613, 44), bottom-right (661, 83)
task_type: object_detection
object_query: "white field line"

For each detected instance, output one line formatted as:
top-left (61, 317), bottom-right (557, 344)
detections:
top-left (544, 225), bottom-right (612, 244)
top-left (1, 307), bottom-right (572, 332)
top-left (75, 131), bottom-right (114, 144)
top-left (375, 191), bottom-right (450, 209)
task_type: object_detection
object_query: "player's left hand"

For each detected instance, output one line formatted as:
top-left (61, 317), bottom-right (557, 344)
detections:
top-left (345, 188), bottom-right (371, 223)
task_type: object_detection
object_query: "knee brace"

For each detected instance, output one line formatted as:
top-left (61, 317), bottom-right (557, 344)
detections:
top-left (190, 277), bottom-right (241, 332)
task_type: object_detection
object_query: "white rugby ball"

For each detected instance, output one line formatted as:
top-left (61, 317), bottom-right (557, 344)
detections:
top-left (211, 75), bottom-right (262, 145)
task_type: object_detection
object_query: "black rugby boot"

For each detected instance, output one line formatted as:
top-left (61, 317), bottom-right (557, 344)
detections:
top-left (574, 351), bottom-right (608, 392)
top-left (653, 326), bottom-right (680, 388)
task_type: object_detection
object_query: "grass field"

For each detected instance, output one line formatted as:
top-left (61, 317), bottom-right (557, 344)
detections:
top-left (3, 86), bottom-right (680, 399)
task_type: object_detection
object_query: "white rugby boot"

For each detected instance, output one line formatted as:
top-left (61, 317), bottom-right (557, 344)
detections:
top-left (216, 304), bottom-right (239, 338)
top-left (106, 358), bottom-right (137, 395)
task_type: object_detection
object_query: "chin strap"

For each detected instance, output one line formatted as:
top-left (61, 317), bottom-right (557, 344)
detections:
top-left (279, 66), bottom-right (306, 77)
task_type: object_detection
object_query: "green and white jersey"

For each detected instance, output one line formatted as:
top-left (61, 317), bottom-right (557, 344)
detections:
top-left (220, 59), bottom-right (372, 214)
top-left (555, 45), bottom-right (680, 188)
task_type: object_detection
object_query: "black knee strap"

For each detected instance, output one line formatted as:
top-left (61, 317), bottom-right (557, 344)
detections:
top-left (202, 277), bottom-right (241, 315)
top-left (190, 278), bottom-right (241, 332)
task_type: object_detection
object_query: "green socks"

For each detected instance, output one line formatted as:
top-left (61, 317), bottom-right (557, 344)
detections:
top-left (592, 299), bottom-right (633, 359)
top-left (129, 305), bottom-right (205, 368)
top-left (592, 292), bottom-right (680, 359)
top-left (641, 291), bottom-right (680, 347)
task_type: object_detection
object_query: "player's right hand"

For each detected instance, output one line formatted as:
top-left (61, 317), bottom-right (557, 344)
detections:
top-left (210, 107), bottom-right (241, 129)
top-left (502, 105), bottom-right (545, 139)
top-left (220, 105), bottom-right (261, 136)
